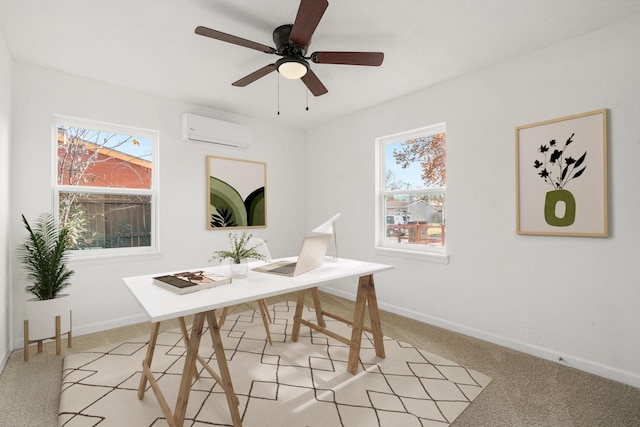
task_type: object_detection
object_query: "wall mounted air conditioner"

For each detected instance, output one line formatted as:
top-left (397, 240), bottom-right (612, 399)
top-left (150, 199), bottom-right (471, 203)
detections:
top-left (181, 113), bottom-right (252, 149)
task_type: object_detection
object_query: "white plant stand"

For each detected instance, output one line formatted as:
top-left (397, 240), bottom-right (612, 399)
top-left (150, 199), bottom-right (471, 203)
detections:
top-left (23, 294), bottom-right (72, 361)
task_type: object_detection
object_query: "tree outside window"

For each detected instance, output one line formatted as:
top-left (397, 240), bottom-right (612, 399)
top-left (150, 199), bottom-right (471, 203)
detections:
top-left (377, 124), bottom-right (446, 253)
top-left (54, 118), bottom-right (157, 252)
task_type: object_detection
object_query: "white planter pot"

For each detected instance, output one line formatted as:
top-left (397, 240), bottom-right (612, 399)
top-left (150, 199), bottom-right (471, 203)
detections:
top-left (24, 294), bottom-right (71, 341)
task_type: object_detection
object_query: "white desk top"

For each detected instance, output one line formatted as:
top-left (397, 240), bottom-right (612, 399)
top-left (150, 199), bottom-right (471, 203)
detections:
top-left (123, 257), bottom-right (393, 322)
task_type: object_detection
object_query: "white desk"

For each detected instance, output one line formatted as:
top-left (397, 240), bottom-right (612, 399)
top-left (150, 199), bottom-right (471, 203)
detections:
top-left (123, 257), bottom-right (393, 427)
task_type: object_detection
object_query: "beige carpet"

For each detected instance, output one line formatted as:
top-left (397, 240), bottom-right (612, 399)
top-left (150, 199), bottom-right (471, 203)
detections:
top-left (59, 302), bottom-right (490, 426)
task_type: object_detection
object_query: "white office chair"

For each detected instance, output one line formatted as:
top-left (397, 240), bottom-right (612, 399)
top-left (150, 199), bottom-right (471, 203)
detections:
top-left (246, 237), bottom-right (272, 261)
top-left (218, 237), bottom-right (273, 345)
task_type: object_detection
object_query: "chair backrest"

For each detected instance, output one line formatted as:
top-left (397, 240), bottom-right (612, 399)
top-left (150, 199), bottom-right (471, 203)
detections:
top-left (247, 237), bottom-right (271, 261)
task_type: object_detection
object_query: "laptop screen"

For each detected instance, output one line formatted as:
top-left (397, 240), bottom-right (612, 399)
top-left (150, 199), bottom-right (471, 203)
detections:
top-left (252, 234), bottom-right (331, 276)
top-left (292, 234), bottom-right (331, 275)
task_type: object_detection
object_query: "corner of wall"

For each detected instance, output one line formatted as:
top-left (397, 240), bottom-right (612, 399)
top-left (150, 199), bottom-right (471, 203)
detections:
top-left (0, 25), bottom-right (14, 370)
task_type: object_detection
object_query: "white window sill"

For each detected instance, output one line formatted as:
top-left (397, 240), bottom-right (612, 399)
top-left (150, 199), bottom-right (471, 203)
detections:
top-left (68, 248), bottom-right (163, 266)
top-left (374, 247), bottom-right (449, 264)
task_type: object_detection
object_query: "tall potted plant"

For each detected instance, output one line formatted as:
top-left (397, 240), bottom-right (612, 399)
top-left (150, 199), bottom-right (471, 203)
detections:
top-left (18, 213), bottom-right (74, 360)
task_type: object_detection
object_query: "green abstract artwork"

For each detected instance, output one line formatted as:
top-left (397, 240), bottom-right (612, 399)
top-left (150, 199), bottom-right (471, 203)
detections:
top-left (207, 156), bottom-right (266, 229)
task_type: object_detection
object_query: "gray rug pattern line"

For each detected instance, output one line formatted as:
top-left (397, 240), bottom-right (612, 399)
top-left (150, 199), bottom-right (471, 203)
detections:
top-left (59, 302), bottom-right (491, 426)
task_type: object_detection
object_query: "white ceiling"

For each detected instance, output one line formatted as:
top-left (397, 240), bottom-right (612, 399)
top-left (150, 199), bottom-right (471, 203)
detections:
top-left (2, 0), bottom-right (640, 130)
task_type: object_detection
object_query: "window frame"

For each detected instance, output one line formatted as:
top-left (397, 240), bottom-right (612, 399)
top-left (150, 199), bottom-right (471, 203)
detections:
top-left (374, 123), bottom-right (449, 264)
top-left (52, 115), bottom-right (160, 260)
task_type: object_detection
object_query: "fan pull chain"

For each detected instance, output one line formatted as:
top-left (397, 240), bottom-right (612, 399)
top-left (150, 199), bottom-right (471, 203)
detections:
top-left (306, 89), bottom-right (309, 111)
top-left (277, 74), bottom-right (280, 116)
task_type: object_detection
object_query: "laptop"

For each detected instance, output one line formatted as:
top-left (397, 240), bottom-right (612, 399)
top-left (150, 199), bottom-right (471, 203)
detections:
top-left (252, 234), bottom-right (331, 277)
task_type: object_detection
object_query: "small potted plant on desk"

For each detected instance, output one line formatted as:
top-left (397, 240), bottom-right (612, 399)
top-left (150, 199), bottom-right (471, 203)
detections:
top-left (210, 232), bottom-right (265, 278)
top-left (18, 213), bottom-right (74, 361)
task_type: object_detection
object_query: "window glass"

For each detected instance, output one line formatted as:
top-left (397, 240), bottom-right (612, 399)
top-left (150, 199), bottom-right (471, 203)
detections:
top-left (377, 124), bottom-right (446, 255)
top-left (55, 118), bottom-right (157, 253)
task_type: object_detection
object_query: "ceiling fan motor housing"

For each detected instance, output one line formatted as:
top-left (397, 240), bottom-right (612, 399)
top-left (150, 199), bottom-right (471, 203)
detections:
top-left (273, 24), bottom-right (308, 57)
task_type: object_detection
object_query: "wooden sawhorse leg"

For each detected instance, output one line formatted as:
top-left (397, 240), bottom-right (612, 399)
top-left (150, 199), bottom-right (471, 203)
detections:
top-left (291, 275), bottom-right (385, 375)
top-left (347, 274), bottom-right (385, 373)
top-left (219, 299), bottom-right (273, 345)
top-left (204, 311), bottom-right (242, 426)
top-left (137, 312), bottom-right (242, 427)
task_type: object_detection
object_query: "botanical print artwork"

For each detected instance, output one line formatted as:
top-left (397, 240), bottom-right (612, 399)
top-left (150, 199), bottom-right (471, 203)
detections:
top-left (516, 109), bottom-right (607, 237)
top-left (207, 156), bottom-right (266, 229)
top-left (533, 132), bottom-right (587, 226)
top-left (533, 133), bottom-right (586, 192)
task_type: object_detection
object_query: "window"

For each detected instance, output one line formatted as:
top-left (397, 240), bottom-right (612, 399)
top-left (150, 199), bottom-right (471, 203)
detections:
top-left (54, 116), bottom-right (158, 256)
top-left (375, 123), bottom-right (447, 262)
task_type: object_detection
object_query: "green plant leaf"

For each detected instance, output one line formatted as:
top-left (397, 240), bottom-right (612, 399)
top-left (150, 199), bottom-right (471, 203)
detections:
top-left (209, 232), bottom-right (266, 264)
top-left (18, 213), bottom-right (74, 300)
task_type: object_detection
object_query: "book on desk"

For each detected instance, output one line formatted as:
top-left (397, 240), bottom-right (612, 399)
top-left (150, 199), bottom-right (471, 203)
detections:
top-left (152, 270), bottom-right (231, 295)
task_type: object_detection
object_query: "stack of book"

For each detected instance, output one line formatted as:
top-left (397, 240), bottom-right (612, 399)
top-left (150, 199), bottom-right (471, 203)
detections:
top-left (152, 270), bottom-right (231, 295)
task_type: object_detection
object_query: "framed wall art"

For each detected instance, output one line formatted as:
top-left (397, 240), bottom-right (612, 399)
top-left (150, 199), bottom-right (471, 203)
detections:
top-left (207, 155), bottom-right (266, 229)
top-left (515, 109), bottom-right (607, 237)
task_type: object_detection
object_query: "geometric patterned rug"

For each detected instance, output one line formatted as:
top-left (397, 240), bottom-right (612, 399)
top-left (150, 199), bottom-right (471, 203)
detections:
top-left (59, 301), bottom-right (491, 426)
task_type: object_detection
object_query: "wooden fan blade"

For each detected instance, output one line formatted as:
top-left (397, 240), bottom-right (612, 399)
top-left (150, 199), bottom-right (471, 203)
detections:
top-left (195, 26), bottom-right (275, 54)
top-left (289, 0), bottom-right (329, 47)
top-left (312, 51), bottom-right (384, 66)
top-left (232, 64), bottom-right (277, 87)
top-left (300, 69), bottom-right (328, 96)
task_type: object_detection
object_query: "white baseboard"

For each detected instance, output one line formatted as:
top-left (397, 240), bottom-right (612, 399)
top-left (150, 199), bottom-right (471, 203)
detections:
top-left (0, 348), bottom-right (9, 374)
top-left (13, 313), bottom-right (149, 349)
top-left (319, 285), bottom-right (640, 389)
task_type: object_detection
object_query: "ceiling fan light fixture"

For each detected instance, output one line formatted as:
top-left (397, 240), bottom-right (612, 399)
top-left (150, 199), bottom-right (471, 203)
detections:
top-left (276, 57), bottom-right (309, 80)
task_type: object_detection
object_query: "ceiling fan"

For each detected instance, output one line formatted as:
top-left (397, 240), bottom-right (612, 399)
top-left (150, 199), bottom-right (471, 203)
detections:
top-left (195, 0), bottom-right (384, 96)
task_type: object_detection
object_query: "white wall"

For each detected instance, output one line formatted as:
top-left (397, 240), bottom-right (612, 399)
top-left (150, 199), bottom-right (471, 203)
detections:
top-left (10, 63), bottom-right (308, 343)
top-left (6, 12), bottom-right (639, 390)
top-left (307, 14), bottom-right (640, 387)
top-left (0, 28), bottom-right (12, 369)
